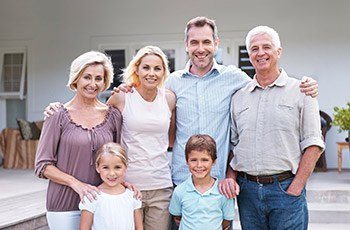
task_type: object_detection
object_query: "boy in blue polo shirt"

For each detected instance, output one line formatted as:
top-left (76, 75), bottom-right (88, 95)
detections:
top-left (169, 134), bottom-right (235, 230)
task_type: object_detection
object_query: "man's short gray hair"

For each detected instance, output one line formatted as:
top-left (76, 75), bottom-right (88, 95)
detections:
top-left (245, 26), bottom-right (281, 54)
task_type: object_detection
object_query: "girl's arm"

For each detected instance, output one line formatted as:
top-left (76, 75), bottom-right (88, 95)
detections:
top-left (80, 210), bottom-right (93, 230)
top-left (222, 219), bottom-right (231, 230)
top-left (134, 209), bottom-right (143, 230)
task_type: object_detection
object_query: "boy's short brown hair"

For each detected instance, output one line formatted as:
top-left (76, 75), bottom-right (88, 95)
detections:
top-left (185, 134), bottom-right (217, 161)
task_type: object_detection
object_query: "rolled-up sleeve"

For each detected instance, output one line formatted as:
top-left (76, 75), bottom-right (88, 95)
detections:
top-left (34, 110), bottom-right (63, 178)
top-left (300, 96), bottom-right (325, 153)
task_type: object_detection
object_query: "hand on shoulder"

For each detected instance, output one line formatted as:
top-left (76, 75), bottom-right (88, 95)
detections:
top-left (111, 83), bottom-right (135, 94)
top-left (43, 102), bottom-right (63, 119)
top-left (107, 91), bottom-right (126, 112)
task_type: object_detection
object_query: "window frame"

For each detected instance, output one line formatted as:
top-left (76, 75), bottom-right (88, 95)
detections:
top-left (0, 47), bottom-right (27, 99)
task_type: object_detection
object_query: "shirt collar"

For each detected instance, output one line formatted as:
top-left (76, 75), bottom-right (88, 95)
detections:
top-left (182, 58), bottom-right (223, 78)
top-left (248, 68), bottom-right (288, 92)
top-left (186, 176), bottom-right (220, 195)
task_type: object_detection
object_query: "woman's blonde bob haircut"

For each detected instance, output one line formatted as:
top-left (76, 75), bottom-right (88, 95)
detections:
top-left (67, 51), bottom-right (114, 92)
top-left (95, 142), bottom-right (128, 167)
top-left (122, 46), bottom-right (170, 88)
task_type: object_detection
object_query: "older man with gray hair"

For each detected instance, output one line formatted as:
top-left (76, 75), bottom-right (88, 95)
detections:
top-left (228, 26), bottom-right (325, 229)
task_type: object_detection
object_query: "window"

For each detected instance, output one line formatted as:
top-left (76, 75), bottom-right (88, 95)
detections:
top-left (0, 48), bottom-right (27, 99)
top-left (105, 49), bottom-right (126, 89)
top-left (162, 49), bottom-right (175, 73)
top-left (238, 46), bottom-right (255, 78)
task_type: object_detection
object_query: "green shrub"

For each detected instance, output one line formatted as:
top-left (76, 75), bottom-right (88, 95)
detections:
top-left (332, 102), bottom-right (350, 132)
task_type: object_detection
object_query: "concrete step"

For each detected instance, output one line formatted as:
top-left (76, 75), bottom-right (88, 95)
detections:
top-left (1, 215), bottom-right (48, 230)
top-left (308, 202), bottom-right (350, 223)
top-left (308, 223), bottom-right (350, 230)
top-left (0, 190), bottom-right (47, 229)
top-left (307, 189), bottom-right (350, 203)
top-left (232, 221), bottom-right (350, 230)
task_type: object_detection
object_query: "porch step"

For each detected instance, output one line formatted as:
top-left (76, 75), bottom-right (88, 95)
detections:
top-left (0, 190), bottom-right (47, 229)
top-left (1, 215), bottom-right (48, 230)
top-left (308, 223), bottom-right (350, 230)
top-left (232, 221), bottom-right (350, 230)
top-left (306, 189), bottom-right (350, 203)
top-left (308, 202), bottom-right (350, 223)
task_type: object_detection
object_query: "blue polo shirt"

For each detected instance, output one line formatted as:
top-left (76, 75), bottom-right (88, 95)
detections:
top-left (169, 176), bottom-right (235, 230)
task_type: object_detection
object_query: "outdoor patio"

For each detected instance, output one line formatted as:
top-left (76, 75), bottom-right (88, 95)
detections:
top-left (0, 168), bottom-right (349, 229)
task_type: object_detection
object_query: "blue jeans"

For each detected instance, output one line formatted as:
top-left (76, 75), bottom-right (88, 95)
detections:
top-left (237, 175), bottom-right (308, 230)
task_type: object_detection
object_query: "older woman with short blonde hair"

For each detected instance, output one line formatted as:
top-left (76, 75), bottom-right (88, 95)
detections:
top-left (35, 51), bottom-right (122, 229)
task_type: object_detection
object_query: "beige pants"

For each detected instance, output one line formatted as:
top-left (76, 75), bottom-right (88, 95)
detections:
top-left (141, 187), bottom-right (173, 230)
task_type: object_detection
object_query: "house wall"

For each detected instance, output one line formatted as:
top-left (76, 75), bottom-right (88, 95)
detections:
top-left (1, 0), bottom-right (349, 169)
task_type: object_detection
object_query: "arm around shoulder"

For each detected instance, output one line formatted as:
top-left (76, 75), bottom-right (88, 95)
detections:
top-left (165, 89), bottom-right (176, 112)
top-left (106, 91), bottom-right (125, 112)
top-left (165, 89), bottom-right (176, 147)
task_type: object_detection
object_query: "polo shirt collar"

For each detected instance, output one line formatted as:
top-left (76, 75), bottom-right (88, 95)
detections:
top-left (186, 176), bottom-right (220, 195)
top-left (248, 68), bottom-right (288, 92)
top-left (182, 58), bottom-right (223, 78)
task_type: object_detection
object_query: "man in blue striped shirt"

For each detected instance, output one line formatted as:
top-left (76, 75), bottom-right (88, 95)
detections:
top-left (165, 16), bottom-right (251, 186)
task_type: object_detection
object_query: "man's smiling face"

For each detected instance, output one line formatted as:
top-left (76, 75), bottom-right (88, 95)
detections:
top-left (248, 33), bottom-right (281, 74)
top-left (186, 24), bottom-right (219, 76)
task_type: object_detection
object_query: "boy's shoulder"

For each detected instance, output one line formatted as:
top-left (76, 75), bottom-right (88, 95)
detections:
top-left (173, 177), bottom-right (197, 199)
top-left (174, 178), bottom-right (191, 194)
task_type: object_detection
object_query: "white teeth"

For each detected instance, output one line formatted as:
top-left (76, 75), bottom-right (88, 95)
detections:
top-left (257, 58), bottom-right (268, 63)
top-left (85, 88), bottom-right (96, 93)
top-left (145, 78), bottom-right (157, 82)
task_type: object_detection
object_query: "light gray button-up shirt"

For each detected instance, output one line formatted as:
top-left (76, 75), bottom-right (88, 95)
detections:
top-left (230, 69), bottom-right (325, 176)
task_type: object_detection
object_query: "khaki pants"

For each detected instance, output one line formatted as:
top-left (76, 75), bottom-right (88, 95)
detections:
top-left (141, 187), bottom-right (173, 230)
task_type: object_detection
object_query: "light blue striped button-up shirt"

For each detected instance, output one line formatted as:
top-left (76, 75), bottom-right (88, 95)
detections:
top-left (165, 59), bottom-right (251, 185)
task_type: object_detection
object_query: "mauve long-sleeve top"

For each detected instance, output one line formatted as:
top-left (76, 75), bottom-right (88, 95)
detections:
top-left (35, 106), bottom-right (122, 212)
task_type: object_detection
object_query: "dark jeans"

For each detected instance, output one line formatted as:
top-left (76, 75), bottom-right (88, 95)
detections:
top-left (237, 176), bottom-right (308, 230)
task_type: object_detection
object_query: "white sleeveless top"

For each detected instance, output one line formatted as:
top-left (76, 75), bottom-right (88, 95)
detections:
top-left (122, 88), bottom-right (172, 190)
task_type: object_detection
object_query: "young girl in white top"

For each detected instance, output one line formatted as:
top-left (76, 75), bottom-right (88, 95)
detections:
top-left (79, 142), bottom-right (143, 230)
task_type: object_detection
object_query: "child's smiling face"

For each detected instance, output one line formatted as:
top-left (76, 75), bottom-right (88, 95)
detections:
top-left (186, 150), bottom-right (215, 180)
top-left (96, 154), bottom-right (127, 188)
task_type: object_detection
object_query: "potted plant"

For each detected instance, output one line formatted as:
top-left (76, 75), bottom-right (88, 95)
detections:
top-left (332, 102), bottom-right (350, 149)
